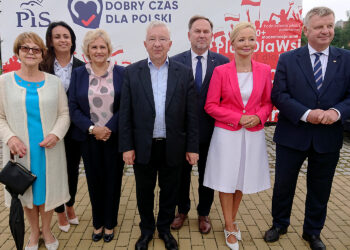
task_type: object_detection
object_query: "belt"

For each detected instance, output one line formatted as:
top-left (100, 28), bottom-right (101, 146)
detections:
top-left (153, 138), bottom-right (166, 142)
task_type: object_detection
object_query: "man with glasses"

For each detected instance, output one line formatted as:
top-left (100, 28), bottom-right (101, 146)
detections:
top-left (119, 21), bottom-right (199, 250)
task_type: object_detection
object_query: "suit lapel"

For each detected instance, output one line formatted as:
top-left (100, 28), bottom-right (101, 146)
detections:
top-left (80, 68), bottom-right (91, 115)
top-left (72, 56), bottom-right (84, 69)
top-left (139, 60), bottom-right (155, 111)
top-left (228, 61), bottom-right (244, 108)
top-left (72, 57), bottom-right (79, 69)
top-left (202, 51), bottom-right (215, 93)
top-left (296, 46), bottom-right (318, 94)
top-left (319, 47), bottom-right (341, 96)
top-left (112, 66), bottom-right (122, 94)
top-left (165, 60), bottom-right (179, 110)
top-left (183, 50), bottom-right (192, 67)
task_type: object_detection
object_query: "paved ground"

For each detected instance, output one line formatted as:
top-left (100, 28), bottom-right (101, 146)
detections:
top-left (0, 126), bottom-right (349, 249)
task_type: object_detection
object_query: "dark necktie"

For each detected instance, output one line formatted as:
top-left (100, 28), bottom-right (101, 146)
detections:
top-left (195, 56), bottom-right (203, 92)
top-left (313, 52), bottom-right (323, 90)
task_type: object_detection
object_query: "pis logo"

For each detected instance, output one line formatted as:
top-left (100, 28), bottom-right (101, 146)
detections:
top-left (16, 0), bottom-right (51, 27)
top-left (68, 0), bottom-right (103, 29)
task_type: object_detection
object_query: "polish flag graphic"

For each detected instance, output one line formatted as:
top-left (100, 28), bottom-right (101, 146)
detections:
top-left (224, 14), bottom-right (240, 22)
top-left (241, 0), bottom-right (261, 6)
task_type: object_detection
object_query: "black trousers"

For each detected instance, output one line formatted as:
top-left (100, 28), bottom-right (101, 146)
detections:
top-left (81, 134), bottom-right (124, 229)
top-left (272, 143), bottom-right (339, 236)
top-left (133, 139), bottom-right (182, 236)
top-left (176, 142), bottom-right (213, 216)
top-left (55, 133), bottom-right (81, 213)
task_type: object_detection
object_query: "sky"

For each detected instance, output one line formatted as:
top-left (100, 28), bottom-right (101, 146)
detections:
top-left (302, 0), bottom-right (349, 21)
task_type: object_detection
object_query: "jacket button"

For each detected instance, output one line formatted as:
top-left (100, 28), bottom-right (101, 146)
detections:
top-left (243, 110), bottom-right (246, 113)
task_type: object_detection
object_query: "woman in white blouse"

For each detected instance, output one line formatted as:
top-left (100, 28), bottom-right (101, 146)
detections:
top-left (204, 22), bottom-right (273, 249)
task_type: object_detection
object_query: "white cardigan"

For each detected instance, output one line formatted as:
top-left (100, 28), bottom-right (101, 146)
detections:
top-left (0, 72), bottom-right (70, 211)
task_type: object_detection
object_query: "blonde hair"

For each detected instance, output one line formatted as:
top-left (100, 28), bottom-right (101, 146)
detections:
top-left (229, 22), bottom-right (256, 45)
top-left (82, 29), bottom-right (112, 60)
top-left (13, 32), bottom-right (47, 56)
top-left (304, 7), bottom-right (335, 27)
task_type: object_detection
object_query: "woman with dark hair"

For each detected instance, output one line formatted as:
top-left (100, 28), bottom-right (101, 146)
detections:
top-left (41, 21), bottom-right (85, 233)
top-left (41, 21), bottom-right (82, 74)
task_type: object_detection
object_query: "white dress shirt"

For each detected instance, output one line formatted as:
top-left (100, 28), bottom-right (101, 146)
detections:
top-left (300, 44), bottom-right (340, 122)
top-left (308, 44), bottom-right (328, 80)
top-left (191, 49), bottom-right (208, 83)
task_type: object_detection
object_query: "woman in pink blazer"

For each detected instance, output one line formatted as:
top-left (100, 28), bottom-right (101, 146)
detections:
top-left (204, 22), bottom-right (273, 250)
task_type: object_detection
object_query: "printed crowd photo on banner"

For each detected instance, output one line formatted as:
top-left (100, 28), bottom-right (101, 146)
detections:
top-left (0, 0), bottom-right (303, 121)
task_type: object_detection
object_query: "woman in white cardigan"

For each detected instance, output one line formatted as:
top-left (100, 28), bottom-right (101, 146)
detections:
top-left (0, 32), bottom-right (70, 250)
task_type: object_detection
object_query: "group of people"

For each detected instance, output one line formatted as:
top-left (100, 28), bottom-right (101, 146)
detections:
top-left (0, 5), bottom-right (349, 250)
top-left (0, 22), bottom-right (124, 250)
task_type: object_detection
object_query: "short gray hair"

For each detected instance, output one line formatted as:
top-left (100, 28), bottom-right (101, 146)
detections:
top-left (304, 6), bottom-right (335, 26)
top-left (145, 21), bottom-right (171, 39)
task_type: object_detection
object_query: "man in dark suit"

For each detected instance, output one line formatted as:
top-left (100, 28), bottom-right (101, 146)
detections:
top-left (264, 7), bottom-right (350, 250)
top-left (170, 15), bottom-right (229, 234)
top-left (119, 21), bottom-right (199, 250)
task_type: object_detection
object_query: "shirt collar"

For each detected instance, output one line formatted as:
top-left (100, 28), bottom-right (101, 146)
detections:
top-left (147, 57), bottom-right (169, 68)
top-left (54, 56), bottom-right (74, 68)
top-left (86, 60), bottom-right (114, 77)
top-left (308, 43), bottom-right (329, 56)
top-left (191, 49), bottom-right (208, 61)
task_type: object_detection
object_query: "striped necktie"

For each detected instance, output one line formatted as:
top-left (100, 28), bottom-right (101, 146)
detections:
top-left (313, 52), bottom-right (323, 90)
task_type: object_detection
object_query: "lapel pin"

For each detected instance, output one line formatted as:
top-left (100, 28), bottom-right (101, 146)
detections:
top-left (333, 60), bottom-right (336, 63)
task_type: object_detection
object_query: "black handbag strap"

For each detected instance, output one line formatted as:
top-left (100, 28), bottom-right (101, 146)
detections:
top-left (10, 153), bottom-right (15, 162)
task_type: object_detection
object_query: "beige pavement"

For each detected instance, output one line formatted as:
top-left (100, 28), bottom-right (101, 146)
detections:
top-left (0, 126), bottom-right (349, 249)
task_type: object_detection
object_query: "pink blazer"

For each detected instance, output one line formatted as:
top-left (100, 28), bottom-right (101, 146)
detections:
top-left (205, 59), bottom-right (273, 132)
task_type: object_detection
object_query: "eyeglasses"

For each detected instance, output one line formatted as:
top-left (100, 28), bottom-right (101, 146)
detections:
top-left (147, 37), bottom-right (170, 44)
top-left (19, 45), bottom-right (42, 55)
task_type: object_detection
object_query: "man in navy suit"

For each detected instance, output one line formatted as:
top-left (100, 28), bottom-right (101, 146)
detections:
top-left (119, 21), bottom-right (199, 250)
top-left (264, 7), bottom-right (350, 250)
top-left (170, 15), bottom-right (229, 233)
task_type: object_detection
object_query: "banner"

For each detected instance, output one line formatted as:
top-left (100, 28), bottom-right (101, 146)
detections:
top-left (0, 0), bottom-right (303, 121)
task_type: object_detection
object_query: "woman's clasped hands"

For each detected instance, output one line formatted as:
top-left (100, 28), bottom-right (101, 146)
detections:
top-left (91, 126), bottom-right (111, 141)
top-left (239, 115), bottom-right (261, 128)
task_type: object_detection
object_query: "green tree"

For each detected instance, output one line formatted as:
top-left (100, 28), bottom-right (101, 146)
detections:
top-left (301, 30), bottom-right (307, 46)
top-left (342, 18), bottom-right (350, 49)
top-left (331, 27), bottom-right (344, 48)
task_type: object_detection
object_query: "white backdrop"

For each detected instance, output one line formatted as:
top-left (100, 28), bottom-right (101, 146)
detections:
top-left (0, 0), bottom-right (302, 68)
top-left (0, 0), bottom-right (303, 121)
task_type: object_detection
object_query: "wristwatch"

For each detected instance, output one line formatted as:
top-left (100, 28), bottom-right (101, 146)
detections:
top-left (88, 125), bottom-right (95, 134)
